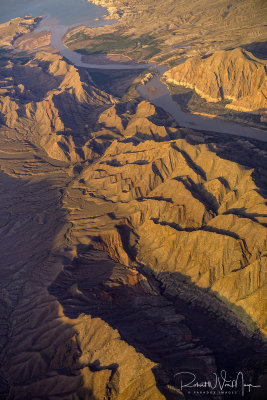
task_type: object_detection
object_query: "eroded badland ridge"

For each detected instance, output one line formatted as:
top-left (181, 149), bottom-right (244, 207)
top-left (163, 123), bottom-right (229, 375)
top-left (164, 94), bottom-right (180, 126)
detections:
top-left (0, 7), bottom-right (266, 400)
top-left (164, 48), bottom-right (267, 112)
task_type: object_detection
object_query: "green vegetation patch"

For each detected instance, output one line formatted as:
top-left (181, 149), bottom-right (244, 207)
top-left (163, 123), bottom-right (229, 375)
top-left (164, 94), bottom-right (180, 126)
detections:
top-left (66, 31), bottom-right (161, 61)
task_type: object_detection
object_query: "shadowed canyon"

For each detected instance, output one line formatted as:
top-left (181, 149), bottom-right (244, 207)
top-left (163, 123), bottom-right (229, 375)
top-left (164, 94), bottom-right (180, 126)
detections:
top-left (0, 2), bottom-right (267, 400)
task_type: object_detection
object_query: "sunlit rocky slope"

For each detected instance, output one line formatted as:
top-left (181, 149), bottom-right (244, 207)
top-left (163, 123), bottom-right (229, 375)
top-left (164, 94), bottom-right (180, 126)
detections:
top-left (164, 48), bottom-right (267, 117)
top-left (0, 23), bottom-right (267, 398)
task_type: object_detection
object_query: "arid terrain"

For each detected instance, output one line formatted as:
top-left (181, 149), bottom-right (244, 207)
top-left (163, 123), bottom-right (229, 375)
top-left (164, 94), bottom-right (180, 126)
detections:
top-left (66, 0), bottom-right (267, 62)
top-left (63, 0), bottom-right (267, 127)
top-left (0, 3), bottom-right (267, 400)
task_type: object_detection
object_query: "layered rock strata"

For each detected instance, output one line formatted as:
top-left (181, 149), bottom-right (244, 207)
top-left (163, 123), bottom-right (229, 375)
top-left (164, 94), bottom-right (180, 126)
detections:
top-left (164, 48), bottom-right (267, 113)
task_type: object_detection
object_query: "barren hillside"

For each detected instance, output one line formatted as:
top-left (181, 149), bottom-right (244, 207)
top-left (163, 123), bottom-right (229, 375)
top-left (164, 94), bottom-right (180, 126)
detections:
top-left (164, 48), bottom-right (267, 114)
top-left (0, 29), bottom-right (266, 398)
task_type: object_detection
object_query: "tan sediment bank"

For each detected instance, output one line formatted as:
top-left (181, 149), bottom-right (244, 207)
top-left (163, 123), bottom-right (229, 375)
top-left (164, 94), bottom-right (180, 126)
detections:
top-left (191, 112), bottom-right (217, 118)
top-left (81, 52), bottom-right (136, 65)
top-left (13, 30), bottom-right (52, 50)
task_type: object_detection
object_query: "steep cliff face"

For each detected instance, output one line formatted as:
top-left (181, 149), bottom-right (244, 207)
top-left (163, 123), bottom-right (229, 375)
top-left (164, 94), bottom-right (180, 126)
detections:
top-left (164, 48), bottom-right (267, 113)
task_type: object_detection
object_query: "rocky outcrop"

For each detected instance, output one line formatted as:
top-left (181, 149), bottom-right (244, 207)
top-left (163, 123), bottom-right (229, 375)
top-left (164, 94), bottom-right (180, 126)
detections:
top-left (164, 48), bottom-right (267, 113)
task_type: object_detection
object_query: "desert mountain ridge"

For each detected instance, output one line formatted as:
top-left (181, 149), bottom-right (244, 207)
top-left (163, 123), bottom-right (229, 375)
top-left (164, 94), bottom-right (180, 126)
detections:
top-left (164, 47), bottom-right (267, 114)
top-left (0, 32), bottom-right (267, 399)
top-left (0, 9), bottom-right (266, 400)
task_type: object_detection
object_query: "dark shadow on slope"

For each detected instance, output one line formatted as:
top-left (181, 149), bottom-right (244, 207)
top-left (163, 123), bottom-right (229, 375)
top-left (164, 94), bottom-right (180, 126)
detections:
top-left (171, 142), bottom-right (206, 179)
top-left (0, 172), bottom-right (100, 400)
top-left (48, 248), bottom-right (267, 400)
top-left (159, 272), bottom-right (267, 400)
top-left (0, 55), bottom-right (65, 103)
top-left (52, 91), bottom-right (105, 136)
top-left (173, 176), bottom-right (217, 214)
top-left (242, 42), bottom-right (267, 60)
top-left (223, 207), bottom-right (267, 228)
top-left (89, 69), bottom-right (144, 99)
top-left (150, 217), bottom-right (249, 243)
top-left (178, 129), bottom-right (267, 213)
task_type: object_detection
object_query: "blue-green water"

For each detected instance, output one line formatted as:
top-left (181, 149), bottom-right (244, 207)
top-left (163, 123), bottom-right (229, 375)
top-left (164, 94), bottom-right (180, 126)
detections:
top-left (0, 0), bottom-right (106, 25)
